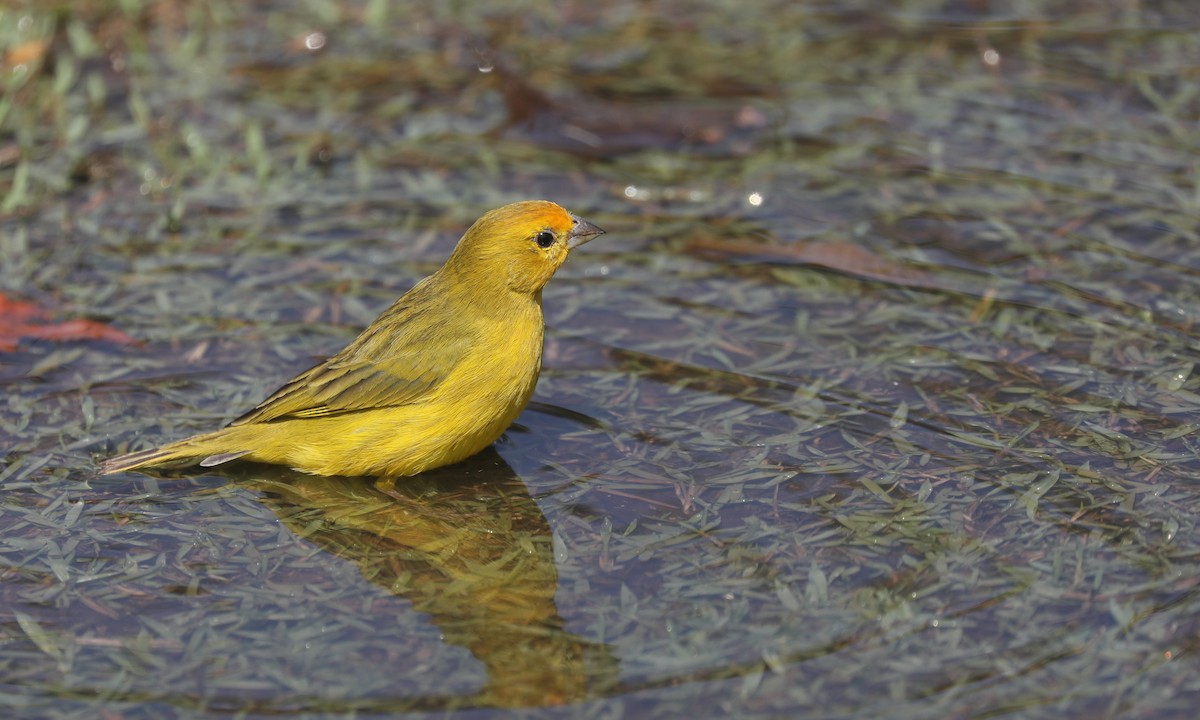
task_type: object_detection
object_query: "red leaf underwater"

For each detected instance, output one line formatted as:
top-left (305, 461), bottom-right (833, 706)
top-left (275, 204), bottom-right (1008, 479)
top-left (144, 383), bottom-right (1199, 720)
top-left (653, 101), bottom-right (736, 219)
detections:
top-left (0, 293), bottom-right (140, 352)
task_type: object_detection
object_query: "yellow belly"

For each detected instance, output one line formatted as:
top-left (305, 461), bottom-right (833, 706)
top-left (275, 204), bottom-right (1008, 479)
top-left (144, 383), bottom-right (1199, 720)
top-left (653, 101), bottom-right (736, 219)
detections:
top-left (240, 323), bottom-right (543, 477)
top-left (251, 386), bottom-right (534, 476)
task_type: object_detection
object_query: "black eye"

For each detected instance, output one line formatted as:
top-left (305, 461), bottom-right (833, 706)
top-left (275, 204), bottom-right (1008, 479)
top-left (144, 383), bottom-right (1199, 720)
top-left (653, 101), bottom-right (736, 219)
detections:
top-left (535, 230), bottom-right (555, 249)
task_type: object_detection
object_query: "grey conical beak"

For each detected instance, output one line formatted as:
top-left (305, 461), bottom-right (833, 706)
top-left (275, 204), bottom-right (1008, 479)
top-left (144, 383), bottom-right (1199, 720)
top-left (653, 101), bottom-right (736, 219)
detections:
top-left (567, 214), bottom-right (606, 249)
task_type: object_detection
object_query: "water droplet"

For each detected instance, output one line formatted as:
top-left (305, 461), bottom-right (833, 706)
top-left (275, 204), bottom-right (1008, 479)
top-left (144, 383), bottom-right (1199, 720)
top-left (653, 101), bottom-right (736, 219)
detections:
top-left (304, 32), bottom-right (326, 51)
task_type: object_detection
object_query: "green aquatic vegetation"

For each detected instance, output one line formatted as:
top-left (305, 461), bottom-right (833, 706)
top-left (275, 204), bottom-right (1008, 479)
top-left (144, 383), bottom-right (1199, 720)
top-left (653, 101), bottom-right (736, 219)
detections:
top-left (2, 0), bottom-right (1200, 718)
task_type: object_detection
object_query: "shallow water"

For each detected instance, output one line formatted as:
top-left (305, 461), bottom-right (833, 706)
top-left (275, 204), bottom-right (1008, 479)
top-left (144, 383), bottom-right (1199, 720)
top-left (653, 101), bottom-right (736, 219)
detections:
top-left (3, 1), bottom-right (1200, 717)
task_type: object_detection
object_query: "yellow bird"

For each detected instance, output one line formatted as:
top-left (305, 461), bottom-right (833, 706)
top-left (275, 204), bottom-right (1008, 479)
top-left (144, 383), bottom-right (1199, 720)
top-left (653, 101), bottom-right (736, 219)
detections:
top-left (101, 200), bottom-right (604, 478)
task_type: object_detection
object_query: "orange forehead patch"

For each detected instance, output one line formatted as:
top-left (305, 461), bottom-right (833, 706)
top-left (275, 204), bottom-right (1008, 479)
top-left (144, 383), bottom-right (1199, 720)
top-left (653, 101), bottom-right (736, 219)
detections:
top-left (483, 200), bottom-right (574, 236)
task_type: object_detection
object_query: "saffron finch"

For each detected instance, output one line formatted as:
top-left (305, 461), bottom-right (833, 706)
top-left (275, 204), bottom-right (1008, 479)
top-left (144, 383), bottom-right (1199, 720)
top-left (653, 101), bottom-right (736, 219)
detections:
top-left (101, 200), bottom-right (604, 477)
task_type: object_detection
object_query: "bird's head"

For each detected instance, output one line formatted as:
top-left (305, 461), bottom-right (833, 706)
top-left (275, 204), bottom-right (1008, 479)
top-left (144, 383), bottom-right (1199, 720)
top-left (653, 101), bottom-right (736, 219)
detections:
top-left (444, 200), bottom-right (605, 295)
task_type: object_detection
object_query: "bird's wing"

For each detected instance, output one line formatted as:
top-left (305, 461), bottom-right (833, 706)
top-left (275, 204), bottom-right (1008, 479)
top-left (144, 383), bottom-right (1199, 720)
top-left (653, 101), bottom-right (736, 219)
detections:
top-left (229, 294), bottom-right (475, 425)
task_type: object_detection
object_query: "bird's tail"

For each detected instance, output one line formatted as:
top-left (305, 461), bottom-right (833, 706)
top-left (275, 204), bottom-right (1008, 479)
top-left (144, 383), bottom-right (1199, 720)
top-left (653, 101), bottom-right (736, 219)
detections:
top-left (99, 429), bottom-right (252, 475)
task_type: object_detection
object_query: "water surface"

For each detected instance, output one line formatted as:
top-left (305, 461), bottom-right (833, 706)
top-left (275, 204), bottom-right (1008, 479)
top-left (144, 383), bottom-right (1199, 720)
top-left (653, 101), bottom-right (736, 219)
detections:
top-left (2, 1), bottom-right (1199, 717)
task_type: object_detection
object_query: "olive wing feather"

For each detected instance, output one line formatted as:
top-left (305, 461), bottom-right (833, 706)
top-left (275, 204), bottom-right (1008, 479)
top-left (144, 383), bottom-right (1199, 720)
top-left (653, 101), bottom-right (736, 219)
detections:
top-left (229, 293), bottom-right (475, 425)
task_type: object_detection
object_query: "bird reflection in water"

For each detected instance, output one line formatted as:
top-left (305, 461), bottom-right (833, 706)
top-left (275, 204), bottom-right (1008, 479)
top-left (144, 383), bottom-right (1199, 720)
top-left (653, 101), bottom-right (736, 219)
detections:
top-left (234, 449), bottom-right (618, 708)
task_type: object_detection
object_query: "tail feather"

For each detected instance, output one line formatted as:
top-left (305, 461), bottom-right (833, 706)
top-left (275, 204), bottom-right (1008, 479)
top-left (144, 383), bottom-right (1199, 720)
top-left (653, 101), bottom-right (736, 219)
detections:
top-left (99, 445), bottom-right (197, 475)
top-left (99, 429), bottom-right (248, 475)
top-left (199, 449), bottom-right (253, 467)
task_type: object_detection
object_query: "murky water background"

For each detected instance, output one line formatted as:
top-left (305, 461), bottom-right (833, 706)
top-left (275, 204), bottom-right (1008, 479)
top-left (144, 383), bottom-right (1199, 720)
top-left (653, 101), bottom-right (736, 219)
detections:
top-left (3, 1), bottom-right (1200, 717)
